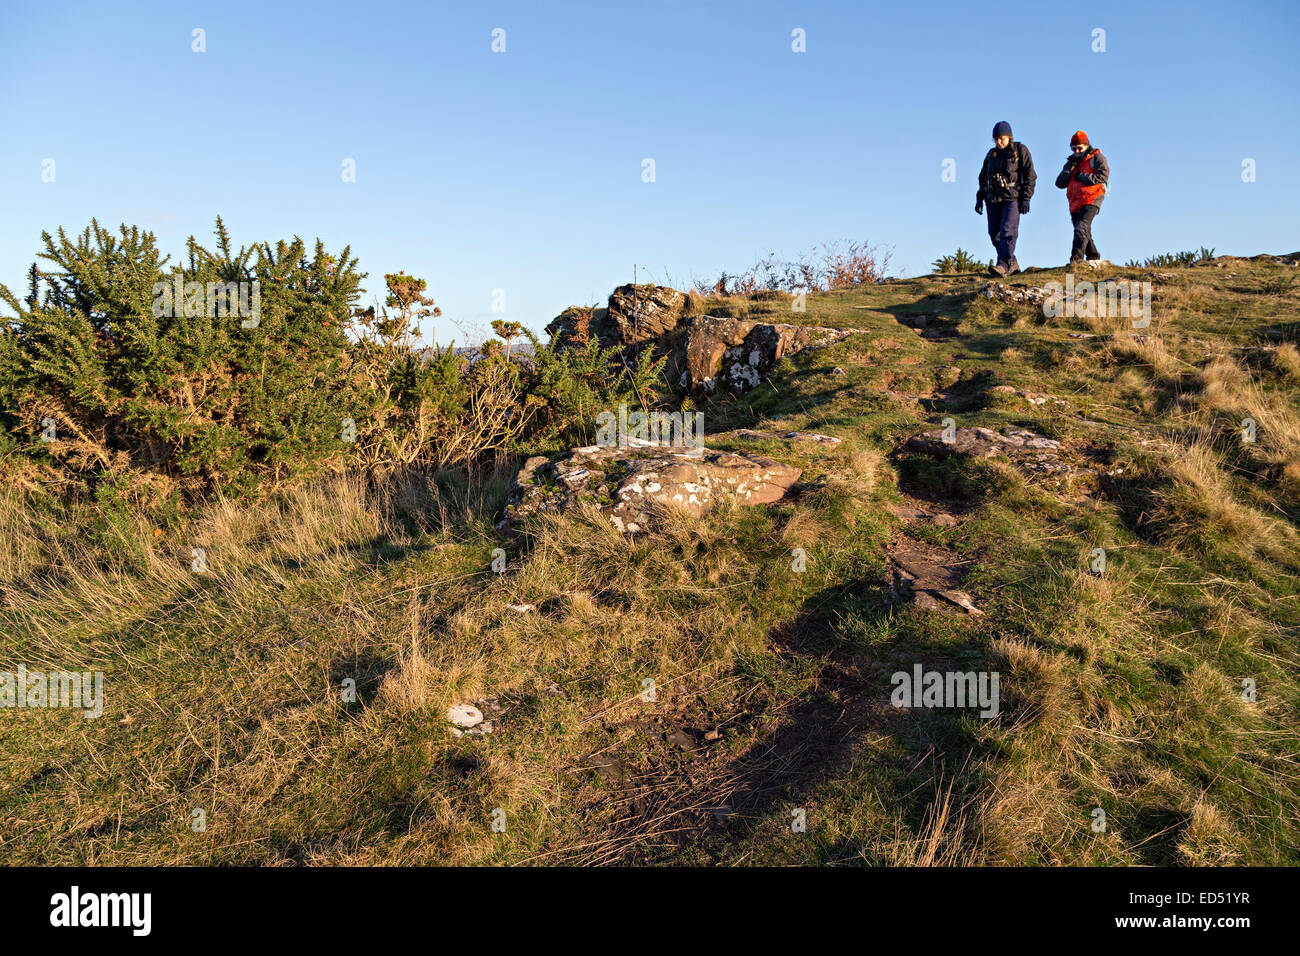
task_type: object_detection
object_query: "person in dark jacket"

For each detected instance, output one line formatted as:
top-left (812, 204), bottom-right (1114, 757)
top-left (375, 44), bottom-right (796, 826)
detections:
top-left (976, 120), bottom-right (1036, 276)
top-left (1055, 130), bottom-right (1109, 262)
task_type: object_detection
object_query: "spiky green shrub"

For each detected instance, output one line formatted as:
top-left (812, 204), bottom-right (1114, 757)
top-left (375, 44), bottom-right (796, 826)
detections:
top-left (0, 218), bottom-right (373, 498)
top-left (524, 333), bottom-right (668, 449)
top-left (1125, 247), bottom-right (1216, 269)
top-left (932, 248), bottom-right (991, 274)
top-left (0, 219), bottom-right (674, 501)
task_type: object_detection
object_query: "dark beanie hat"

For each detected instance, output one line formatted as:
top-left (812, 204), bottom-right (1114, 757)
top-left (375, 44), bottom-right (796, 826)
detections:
top-left (992, 121), bottom-right (1013, 140)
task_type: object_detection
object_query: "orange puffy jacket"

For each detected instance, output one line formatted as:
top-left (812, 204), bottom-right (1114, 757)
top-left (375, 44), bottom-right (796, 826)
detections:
top-left (1063, 149), bottom-right (1108, 213)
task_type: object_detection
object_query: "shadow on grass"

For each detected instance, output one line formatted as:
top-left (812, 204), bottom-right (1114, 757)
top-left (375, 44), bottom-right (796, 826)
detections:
top-left (571, 577), bottom-right (999, 865)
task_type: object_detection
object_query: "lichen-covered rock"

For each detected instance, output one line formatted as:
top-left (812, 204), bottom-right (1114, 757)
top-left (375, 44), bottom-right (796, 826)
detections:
top-left (982, 281), bottom-right (1054, 306)
top-left (545, 284), bottom-right (860, 395)
top-left (543, 287), bottom-right (686, 356)
top-left (605, 284), bottom-right (686, 344)
top-left (499, 438), bottom-right (801, 533)
top-left (729, 428), bottom-right (842, 445)
top-left (544, 284), bottom-right (686, 350)
top-left (909, 425), bottom-right (1060, 455)
top-left (682, 315), bottom-right (857, 393)
top-left (906, 425), bottom-right (1080, 475)
top-left (989, 385), bottom-right (1067, 406)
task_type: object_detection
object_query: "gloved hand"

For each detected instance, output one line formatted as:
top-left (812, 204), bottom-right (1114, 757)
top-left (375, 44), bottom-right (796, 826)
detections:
top-left (1067, 153), bottom-right (1083, 165)
top-left (975, 200), bottom-right (984, 215)
top-left (1019, 200), bottom-right (1030, 215)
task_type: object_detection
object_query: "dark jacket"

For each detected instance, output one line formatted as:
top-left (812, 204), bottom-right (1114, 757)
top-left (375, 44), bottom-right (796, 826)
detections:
top-left (977, 141), bottom-right (1036, 204)
top-left (1055, 147), bottom-right (1109, 210)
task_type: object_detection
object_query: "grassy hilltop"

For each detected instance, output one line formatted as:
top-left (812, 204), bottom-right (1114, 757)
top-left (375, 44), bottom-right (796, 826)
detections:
top-left (3, 252), bottom-right (1299, 865)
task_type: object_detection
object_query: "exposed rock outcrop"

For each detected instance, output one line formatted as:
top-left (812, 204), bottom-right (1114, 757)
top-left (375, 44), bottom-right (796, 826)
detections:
top-left (982, 281), bottom-right (1053, 306)
top-left (499, 437), bottom-right (801, 534)
top-left (729, 428), bottom-right (842, 445)
top-left (544, 284), bottom-right (686, 349)
top-left (546, 284), bottom-right (862, 395)
top-left (989, 384), bottom-right (1068, 406)
top-left (606, 284), bottom-right (686, 344)
top-left (906, 424), bottom-right (1090, 477)
top-left (682, 315), bottom-right (856, 393)
top-left (544, 306), bottom-right (603, 350)
top-left (890, 539), bottom-right (983, 616)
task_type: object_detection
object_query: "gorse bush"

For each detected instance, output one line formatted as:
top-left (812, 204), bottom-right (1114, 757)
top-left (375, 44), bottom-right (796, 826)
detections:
top-left (932, 247), bottom-right (991, 274)
top-left (527, 333), bottom-right (668, 448)
top-left (0, 219), bottom-right (670, 503)
top-left (0, 218), bottom-right (369, 499)
top-left (1125, 247), bottom-right (1216, 269)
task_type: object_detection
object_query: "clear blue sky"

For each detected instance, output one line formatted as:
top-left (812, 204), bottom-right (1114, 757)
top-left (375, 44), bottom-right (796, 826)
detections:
top-left (2, 0), bottom-right (1296, 345)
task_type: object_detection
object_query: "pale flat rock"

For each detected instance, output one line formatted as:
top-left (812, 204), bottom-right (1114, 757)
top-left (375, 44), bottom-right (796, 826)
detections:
top-left (907, 425), bottom-right (1061, 458)
top-left (452, 720), bottom-right (494, 738)
top-left (731, 428), bottom-right (843, 445)
top-left (499, 441), bottom-right (802, 534)
top-left (448, 704), bottom-right (484, 728)
top-left (906, 425), bottom-right (1086, 478)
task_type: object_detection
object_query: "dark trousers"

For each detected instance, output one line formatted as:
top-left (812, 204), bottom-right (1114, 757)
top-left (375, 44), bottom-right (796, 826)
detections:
top-left (1070, 204), bottom-right (1101, 260)
top-left (985, 201), bottom-right (1020, 268)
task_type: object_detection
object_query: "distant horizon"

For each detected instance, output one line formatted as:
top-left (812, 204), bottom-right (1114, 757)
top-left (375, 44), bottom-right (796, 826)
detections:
top-left (5, 219), bottom-right (1294, 348)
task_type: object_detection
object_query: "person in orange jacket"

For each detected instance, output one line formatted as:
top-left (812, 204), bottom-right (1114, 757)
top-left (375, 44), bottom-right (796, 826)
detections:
top-left (1054, 130), bottom-right (1109, 262)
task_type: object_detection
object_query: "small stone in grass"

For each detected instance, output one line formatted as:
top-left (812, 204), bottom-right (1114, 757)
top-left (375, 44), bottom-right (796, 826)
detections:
top-left (447, 703), bottom-right (483, 729)
top-left (452, 719), bottom-right (494, 738)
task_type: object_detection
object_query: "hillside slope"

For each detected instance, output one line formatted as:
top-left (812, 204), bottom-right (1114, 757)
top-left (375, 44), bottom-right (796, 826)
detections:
top-left (4, 254), bottom-right (1299, 865)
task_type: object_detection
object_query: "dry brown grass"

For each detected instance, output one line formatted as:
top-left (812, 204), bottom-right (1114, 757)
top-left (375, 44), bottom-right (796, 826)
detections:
top-left (1114, 367), bottom-right (1157, 415)
top-left (1176, 797), bottom-right (1242, 866)
top-left (885, 780), bottom-right (982, 866)
top-left (1272, 342), bottom-right (1300, 380)
top-left (6, 258), bottom-right (1299, 868)
top-left (1099, 331), bottom-right (1186, 382)
top-left (1168, 354), bottom-right (1300, 505)
top-left (1147, 439), bottom-right (1296, 560)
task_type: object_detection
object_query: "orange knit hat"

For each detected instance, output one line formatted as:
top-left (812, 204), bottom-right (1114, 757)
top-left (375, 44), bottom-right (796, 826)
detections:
top-left (1070, 130), bottom-right (1090, 147)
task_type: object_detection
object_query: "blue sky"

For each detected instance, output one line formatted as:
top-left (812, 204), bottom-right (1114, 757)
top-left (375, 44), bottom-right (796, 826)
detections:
top-left (2, 0), bottom-right (1297, 345)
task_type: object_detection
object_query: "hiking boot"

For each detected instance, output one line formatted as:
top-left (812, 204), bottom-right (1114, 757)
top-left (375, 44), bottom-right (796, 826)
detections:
top-left (1007, 257), bottom-right (1021, 275)
top-left (990, 262), bottom-right (1008, 277)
